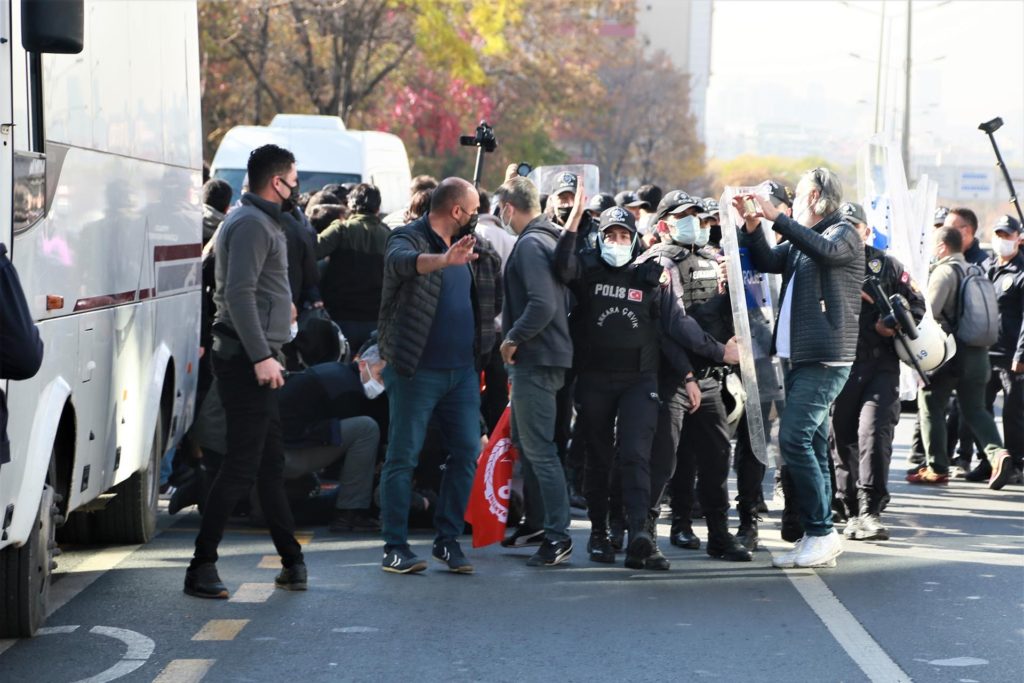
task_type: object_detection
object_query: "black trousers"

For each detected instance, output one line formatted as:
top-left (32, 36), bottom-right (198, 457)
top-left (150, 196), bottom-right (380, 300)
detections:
top-left (830, 360), bottom-right (900, 514)
top-left (579, 371), bottom-right (658, 535)
top-left (734, 401), bottom-right (771, 513)
top-left (986, 364), bottom-right (1024, 464)
top-left (650, 376), bottom-right (730, 524)
top-left (191, 352), bottom-right (304, 570)
top-left (480, 339), bottom-right (509, 435)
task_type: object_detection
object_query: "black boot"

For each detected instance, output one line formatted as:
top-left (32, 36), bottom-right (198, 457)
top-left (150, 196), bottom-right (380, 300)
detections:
top-left (669, 516), bottom-right (701, 550)
top-left (644, 512), bottom-right (670, 571)
top-left (735, 507), bottom-right (759, 552)
top-left (705, 511), bottom-right (752, 562)
top-left (624, 521), bottom-right (653, 570)
top-left (840, 495), bottom-right (860, 540)
top-left (855, 490), bottom-right (889, 541)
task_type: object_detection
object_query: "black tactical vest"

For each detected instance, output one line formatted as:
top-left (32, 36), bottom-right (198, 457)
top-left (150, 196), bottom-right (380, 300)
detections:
top-left (576, 251), bottom-right (662, 373)
top-left (651, 243), bottom-right (719, 312)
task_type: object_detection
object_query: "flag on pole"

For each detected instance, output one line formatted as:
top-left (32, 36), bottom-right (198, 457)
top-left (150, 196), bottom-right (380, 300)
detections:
top-left (464, 406), bottom-right (518, 548)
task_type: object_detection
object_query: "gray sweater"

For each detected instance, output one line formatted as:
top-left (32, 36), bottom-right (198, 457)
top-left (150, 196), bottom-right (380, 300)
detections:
top-left (213, 193), bottom-right (292, 362)
top-left (502, 217), bottom-right (573, 368)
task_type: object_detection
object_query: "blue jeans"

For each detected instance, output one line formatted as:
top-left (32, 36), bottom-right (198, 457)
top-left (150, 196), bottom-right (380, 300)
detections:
top-left (509, 365), bottom-right (570, 542)
top-left (379, 365), bottom-right (481, 549)
top-left (778, 362), bottom-right (851, 537)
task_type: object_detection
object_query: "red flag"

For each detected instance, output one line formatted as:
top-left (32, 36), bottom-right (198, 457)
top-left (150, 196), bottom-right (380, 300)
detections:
top-left (464, 406), bottom-right (518, 548)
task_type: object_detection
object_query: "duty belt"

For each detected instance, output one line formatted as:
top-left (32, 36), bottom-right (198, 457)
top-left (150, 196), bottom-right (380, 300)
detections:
top-left (695, 365), bottom-right (732, 381)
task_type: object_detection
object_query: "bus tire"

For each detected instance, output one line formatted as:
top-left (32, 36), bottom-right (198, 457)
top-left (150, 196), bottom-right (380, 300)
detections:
top-left (94, 415), bottom-right (162, 544)
top-left (0, 484), bottom-right (56, 638)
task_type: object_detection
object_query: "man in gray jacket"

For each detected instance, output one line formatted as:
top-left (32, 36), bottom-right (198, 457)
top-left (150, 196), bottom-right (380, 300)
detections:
top-left (186, 144), bottom-right (306, 599)
top-left (495, 177), bottom-right (575, 567)
top-left (737, 167), bottom-right (862, 569)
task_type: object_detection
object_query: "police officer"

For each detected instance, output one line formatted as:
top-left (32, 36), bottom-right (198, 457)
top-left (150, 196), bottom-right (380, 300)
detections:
top-left (640, 190), bottom-right (751, 563)
top-left (830, 202), bottom-right (925, 541)
top-left (555, 204), bottom-right (737, 569)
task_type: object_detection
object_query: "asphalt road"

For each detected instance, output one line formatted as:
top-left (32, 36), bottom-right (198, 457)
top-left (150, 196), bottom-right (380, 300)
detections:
top-left (1, 411), bottom-right (1022, 683)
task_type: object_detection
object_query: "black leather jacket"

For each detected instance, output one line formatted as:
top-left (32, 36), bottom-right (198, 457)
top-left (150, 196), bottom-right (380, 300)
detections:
top-left (740, 211), bottom-right (862, 364)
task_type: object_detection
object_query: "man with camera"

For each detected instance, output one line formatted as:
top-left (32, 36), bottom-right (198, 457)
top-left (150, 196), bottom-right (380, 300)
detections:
top-left (830, 202), bottom-right (925, 542)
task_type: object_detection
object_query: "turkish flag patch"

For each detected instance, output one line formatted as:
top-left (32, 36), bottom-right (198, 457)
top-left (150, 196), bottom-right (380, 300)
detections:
top-left (627, 289), bottom-right (643, 302)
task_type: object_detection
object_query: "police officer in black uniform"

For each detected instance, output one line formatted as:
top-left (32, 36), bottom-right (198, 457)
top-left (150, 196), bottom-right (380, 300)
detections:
top-left (639, 191), bottom-right (751, 564)
top-left (555, 204), bottom-right (736, 569)
top-left (830, 202), bottom-right (925, 541)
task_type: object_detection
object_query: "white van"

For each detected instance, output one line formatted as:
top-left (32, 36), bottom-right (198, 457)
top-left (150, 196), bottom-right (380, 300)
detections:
top-left (210, 114), bottom-right (413, 215)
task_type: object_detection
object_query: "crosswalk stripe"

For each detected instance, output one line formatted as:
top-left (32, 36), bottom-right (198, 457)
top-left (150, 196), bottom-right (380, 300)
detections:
top-left (229, 583), bottom-right (276, 603)
top-left (191, 620), bottom-right (249, 641)
top-left (152, 658), bottom-right (216, 683)
top-left (258, 555), bottom-right (280, 569)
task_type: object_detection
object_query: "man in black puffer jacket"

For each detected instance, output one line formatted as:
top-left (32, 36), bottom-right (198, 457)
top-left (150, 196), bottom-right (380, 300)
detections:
top-left (735, 167), bottom-right (862, 570)
top-left (376, 177), bottom-right (487, 575)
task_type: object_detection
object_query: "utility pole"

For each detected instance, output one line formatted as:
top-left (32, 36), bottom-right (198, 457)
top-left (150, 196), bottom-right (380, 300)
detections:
top-left (873, 1), bottom-right (886, 133)
top-left (901, 0), bottom-right (912, 180)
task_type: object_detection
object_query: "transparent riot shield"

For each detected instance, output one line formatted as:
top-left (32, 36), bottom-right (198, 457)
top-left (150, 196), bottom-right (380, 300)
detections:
top-left (719, 185), bottom-right (786, 465)
top-left (527, 164), bottom-right (601, 198)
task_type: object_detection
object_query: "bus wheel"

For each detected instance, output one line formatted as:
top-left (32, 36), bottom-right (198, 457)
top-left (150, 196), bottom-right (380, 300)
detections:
top-left (94, 414), bottom-right (162, 544)
top-left (0, 484), bottom-right (56, 637)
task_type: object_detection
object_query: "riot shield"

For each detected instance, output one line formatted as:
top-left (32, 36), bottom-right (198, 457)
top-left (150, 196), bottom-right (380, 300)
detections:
top-left (856, 136), bottom-right (935, 400)
top-left (719, 185), bottom-right (786, 465)
top-left (527, 164), bottom-right (601, 198)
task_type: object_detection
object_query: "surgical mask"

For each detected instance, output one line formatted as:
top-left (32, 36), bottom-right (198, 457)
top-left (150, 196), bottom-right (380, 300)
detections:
top-left (362, 376), bottom-right (385, 400)
top-left (556, 206), bottom-right (573, 224)
top-left (600, 238), bottom-right (634, 268)
top-left (276, 177), bottom-right (300, 212)
top-left (992, 234), bottom-right (1020, 258)
top-left (289, 321), bottom-right (298, 341)
top-left (500, 207), bottom-right (516, 234)
top-left (793, 194), bottom-right (813, 226)
top-left (669, 215), bottom-right (709, 247)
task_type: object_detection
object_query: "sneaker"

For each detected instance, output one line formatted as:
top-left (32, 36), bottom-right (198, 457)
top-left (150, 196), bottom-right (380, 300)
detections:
top-left (963, 460), bottom-right (992, 482)
top-left (275, 563), bottom-right (308, 591)
top-left (842, 517), bottom-right (861, 540)
top-left (382, 546), bottom-right (427, 574)
top-left (587, 531), bottom-right (616, 564)
top-left (432, 538), bottom-right (474, 573)
top-left (906, 464), bottom-right (928, 477)
top-left (183, 563), bottom-right (229, 599)
top-left (328, 510), bottom-right (380, 533)
top-left (624, 531), bottom-right (654, 570)
top-left (500, 526), bottom-right (545, 548)
top-left (906, 467), bottom-right (949, 485)
top-left (527, 538), bottom-right (572, 567)
top-left (855, 513), bottom-right (889, 541)
top-left (949, 465), bottom-right (968, 480)
top-left (988, 450), bottom-right (1014, 491)
top-left (772, 538), bottom-right (805, 568)
top-left (795, 530), bottom-right (843, 568)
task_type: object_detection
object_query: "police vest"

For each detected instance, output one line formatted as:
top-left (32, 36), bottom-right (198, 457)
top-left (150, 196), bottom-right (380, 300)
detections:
top-left (576, 251), bottom-right (662, 373)
top-left (653, 243), bottom-right (719, 312)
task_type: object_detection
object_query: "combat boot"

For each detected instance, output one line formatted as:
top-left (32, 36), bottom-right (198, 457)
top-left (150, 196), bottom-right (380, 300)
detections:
top-left (855, 490), bottom-right (889, 541)
top-left (644, 512), bottom-right (670, 571)
top-left (705, 511), bottom-right (752, 562)
top-left (735, 507), bottom-right (760, 552)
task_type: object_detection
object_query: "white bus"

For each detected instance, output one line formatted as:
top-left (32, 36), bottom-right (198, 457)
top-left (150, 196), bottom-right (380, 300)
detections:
top-left (211, 114), bottom-right (413, 215)
top-left (0, 0), bottom-right (202, 636)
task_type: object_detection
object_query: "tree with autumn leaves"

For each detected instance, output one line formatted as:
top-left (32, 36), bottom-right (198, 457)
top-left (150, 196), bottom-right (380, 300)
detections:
top-left (199, 0), bottom-right (707, 194)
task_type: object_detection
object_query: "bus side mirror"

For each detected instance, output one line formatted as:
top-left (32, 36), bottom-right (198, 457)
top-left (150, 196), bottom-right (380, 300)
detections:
top-left (22, 0), bottom-right (84, 54)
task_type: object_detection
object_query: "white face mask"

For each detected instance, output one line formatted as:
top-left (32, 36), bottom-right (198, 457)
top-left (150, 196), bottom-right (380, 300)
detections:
top-left (362, 376), bottom-right (385, 400)
top-left (600, 239), bottom-right (634, 268)
top-left (289, 321), bottom-right (299, 341)
top-left (669, 215), bottom-right (709, 247)
top-left (793, 194), bottom-right (813, 225)
top-left (992, 234), bottom-right (1020, 258)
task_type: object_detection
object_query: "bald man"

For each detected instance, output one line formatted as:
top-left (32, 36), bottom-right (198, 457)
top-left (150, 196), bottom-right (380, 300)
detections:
top-left (376, 177), bottom-right (487, 574)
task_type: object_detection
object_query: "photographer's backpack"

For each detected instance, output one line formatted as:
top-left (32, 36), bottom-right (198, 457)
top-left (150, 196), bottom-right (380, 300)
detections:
top-left (952, 262), bottom-right (999, 347)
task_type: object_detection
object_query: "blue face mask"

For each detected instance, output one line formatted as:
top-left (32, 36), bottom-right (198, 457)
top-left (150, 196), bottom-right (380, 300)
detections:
top-left (600, 237), bottom-right (635, 268)
top-left (669, 214), bottom-right (709, 247)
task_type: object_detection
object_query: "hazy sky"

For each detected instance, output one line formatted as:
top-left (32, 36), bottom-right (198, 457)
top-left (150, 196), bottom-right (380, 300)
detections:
top-left (705, 0), bottom-right (1024, 169)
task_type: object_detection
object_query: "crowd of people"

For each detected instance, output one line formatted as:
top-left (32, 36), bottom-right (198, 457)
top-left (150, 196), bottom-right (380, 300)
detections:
top-left (178, 143), bottom-right (1023, 598)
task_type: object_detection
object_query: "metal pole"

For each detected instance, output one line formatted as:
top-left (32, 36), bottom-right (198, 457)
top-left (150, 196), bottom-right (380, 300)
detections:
top-left (873, 1), bottom-right (886, 133)
top-left (901, 0), bottom-right (912, 180)
top-left (472, 146), bottom-right (485, 188)
top-left (983, 131), bottom-right (1024, 226)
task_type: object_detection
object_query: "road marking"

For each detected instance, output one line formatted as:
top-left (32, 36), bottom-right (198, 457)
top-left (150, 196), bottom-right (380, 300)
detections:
top-left (258, 555), bottom-right (279, 569)
top-left (90, 625), bottom-right (156, 660)
top-left (332, 626), bottom-right (379, 633)
top-left (295, 532), bottom-right (314, 546)
top-left (152, 659), bottom-right (216, 683)
top-left (19, 624), bottom-right (156, 683)
top-left (842, 540), bottom-right (1023, 567)
top-left (229, 583), bottom-right (275, 603)
top-left (779, 564), bottom-right (912, 682)
top-left (192, 619), bottom-right (249, 641)
top-left (37, 625), bottom-right (80, 635)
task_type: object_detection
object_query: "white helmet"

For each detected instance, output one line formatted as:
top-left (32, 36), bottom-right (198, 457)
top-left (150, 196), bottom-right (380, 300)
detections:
top-left (895, 315), bottom-right (956, 373)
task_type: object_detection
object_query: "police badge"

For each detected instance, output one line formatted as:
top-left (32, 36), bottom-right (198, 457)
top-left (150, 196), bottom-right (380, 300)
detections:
top-left (868, 258), bottom-right (882, 274)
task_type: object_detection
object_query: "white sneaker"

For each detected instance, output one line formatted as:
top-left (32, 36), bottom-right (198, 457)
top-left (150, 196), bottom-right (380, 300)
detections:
top-left (795, 530), bottom-right (843, 568)
top-left (772, 537), bottom-right (805, 568)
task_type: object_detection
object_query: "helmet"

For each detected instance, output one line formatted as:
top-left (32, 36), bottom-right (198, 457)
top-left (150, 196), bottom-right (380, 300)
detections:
top-left (292, 309), bottom-right (350, 367)
top-left (894, 315), bottom-right (956, 373)
top-left (721, 373), bottom-right (746, 437)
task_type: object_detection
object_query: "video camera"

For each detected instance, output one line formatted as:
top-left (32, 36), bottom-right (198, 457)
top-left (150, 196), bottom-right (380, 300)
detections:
top-left (863, 276), bottom-right (927, 385)
top-left (459, 121), bottom-right (497, 188)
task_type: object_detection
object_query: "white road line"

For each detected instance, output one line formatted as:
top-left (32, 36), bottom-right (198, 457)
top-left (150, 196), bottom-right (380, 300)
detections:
top-left (228, 583), bottom-right (276, 603)
top-left (779, 563), bottom-right (912, 682)
top-left (90, 625), bottom-right (156, 660)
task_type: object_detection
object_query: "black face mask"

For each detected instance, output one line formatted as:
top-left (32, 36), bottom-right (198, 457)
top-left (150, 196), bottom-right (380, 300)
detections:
top-left (457, 210), bottom-right (478, 239)
top-left (556, 206), bottom-right (573, 224)
top-left (277, 177), bottom-right (300, 212)
top-left (708, 224), bottom-right (722, 246)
